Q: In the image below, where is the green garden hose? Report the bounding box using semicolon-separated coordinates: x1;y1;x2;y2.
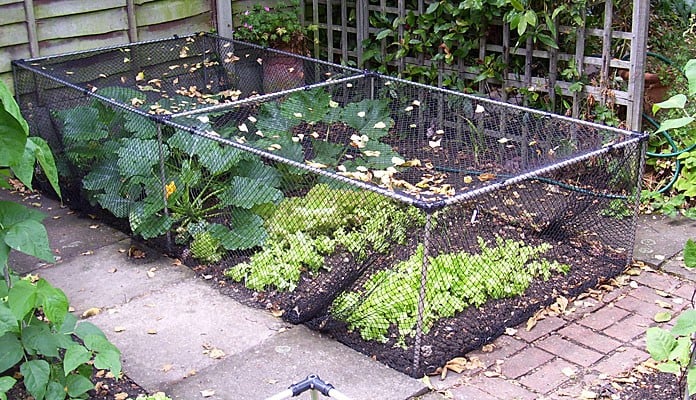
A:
641;52;696;193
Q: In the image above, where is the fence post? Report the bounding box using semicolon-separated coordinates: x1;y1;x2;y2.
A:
627;0;650;131
413;211;433;374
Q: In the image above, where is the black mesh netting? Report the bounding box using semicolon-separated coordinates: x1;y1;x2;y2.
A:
12;33;647;377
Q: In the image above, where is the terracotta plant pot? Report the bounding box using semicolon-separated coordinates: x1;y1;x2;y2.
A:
619;70;670;115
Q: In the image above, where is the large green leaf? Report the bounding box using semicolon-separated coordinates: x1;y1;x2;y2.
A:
211;210;268;250
256;102;294;135
0;333;23;374
124;114;157;139
655;117;695;134
341;99;393;139
0;376;17;400
8;279;38;321
45;381;65;400
685;59;696;96
218;176;283;209
234;158;281;188
21;359;50;400
63;345;91;376
312;140;345;166
0;80;29;136
0;304;18;336
117;138;167;177
28;137;61;198
83;160;121;192
671;309;696;336
21;324;60;358
66;374;94;398
646;327;677;361
96;193;132;218
97;86;145;104
36;279;68;327
0;106;27;167
84;334;121;378
4;219;54;263
685;238;696;269
0;200;46;227
60;106;109;144
74;322;107;341
280;89;331;123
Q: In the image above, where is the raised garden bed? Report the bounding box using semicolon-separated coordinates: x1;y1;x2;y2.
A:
12;33;647;377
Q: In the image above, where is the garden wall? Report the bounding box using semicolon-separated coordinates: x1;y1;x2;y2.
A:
13;33;647;377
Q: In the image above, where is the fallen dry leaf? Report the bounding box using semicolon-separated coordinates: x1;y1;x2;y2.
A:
82;307;101;318
504;327;517;336
147;329;158;335
114;393;129;400
162;364;174;372
80;250;94;256
201;389;215;397
114;326;126;333
655;299;673;309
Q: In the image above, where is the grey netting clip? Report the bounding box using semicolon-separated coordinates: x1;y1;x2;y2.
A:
264;374;352;400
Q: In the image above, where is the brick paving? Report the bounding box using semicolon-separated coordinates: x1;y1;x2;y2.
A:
424;258;696;400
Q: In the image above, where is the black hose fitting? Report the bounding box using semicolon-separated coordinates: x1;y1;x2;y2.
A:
289;374;335;397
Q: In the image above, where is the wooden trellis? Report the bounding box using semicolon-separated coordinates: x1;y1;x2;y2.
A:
303;0;650;130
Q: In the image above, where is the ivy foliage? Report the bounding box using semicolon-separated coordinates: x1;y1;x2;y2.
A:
331;236;569;343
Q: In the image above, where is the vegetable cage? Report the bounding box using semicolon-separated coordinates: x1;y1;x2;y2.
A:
12;32;647;377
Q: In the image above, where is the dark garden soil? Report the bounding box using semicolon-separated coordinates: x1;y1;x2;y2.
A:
595;370;682;400
5;368;148;400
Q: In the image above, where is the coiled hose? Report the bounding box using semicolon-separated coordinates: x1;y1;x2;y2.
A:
642;52;696;193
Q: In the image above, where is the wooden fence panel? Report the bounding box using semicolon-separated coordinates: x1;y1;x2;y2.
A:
0;0;234;90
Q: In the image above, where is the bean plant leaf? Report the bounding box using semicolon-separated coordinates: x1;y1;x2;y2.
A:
653;94;687;114
36;279;69;327
45;382;64;400
84;334;122;378
218;176;283;209
0;376;17;398
74;321;107;341
8;279;38;321
656;361;682;375
685;59;696;96
0;106;27;167
28;137;61;198
0;201;45;227
66;374;94;397
684;239;696;269
0;80;29;135
4;219;54;263
21;324;60;358
20;359;50;400
646;327;677;361
0;304;18;336
0;333;23;374
655;117;695;134
671;309;696;336
63;345;91;376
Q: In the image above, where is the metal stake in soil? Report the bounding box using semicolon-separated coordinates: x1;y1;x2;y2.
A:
413;211;433;374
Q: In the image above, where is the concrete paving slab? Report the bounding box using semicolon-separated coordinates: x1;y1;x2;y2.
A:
36;240;195;315
1;188;127;273
163;324;428;400
634;214;696;265
86;279;284;392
